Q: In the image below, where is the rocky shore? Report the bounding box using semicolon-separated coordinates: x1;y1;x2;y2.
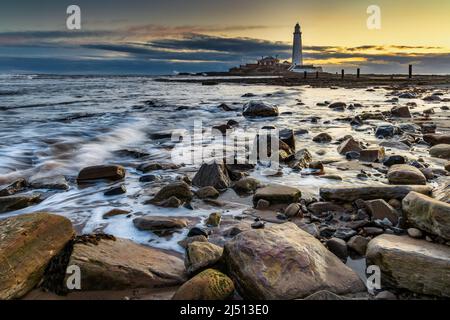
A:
0;80;450;300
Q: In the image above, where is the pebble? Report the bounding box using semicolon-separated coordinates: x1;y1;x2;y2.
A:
407;228;423;239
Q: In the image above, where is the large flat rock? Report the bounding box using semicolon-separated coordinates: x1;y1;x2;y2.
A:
403;191;450;240
0;213;74;299
366;234;450;297
320;185;432;202
66;237;186;291
253;184;301;207
223;222;365;299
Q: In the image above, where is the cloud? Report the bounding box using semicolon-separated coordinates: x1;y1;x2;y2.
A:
0;29;449;74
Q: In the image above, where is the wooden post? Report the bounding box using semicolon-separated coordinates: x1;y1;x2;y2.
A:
341;69;344;79
409;64;412;79
304;71;307;79
357;68;360;78
316;71;319;79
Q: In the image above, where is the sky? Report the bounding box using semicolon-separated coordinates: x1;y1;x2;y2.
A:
1;0;449;75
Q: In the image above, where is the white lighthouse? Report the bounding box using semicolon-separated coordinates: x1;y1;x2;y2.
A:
289;22;322;73
292;23;303;66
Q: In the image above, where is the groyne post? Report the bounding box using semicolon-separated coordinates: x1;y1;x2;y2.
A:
409;65;413;79
357;68;360;78
341;69;344;79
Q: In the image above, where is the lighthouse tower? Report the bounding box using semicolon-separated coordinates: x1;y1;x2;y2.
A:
292;23;303;66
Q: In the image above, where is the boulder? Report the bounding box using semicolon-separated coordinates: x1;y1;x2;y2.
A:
0;213;74;299
337;137;362;155
178;235;208;249
387;164;427;185
326;238;348;260
375;125;399;139
423;134;450;146
205;212;221;227
133;216;189;233
279;129;295;151
172;269;234;300
253;184;301;207
66;237;186;290
445;161;450;172
232;177;261;194
0;179;27;196
104;184;126;196
242;101;279;117
102;208;130;219
365;199;399;225
366;234;450;297
328;102;346;110
359;148;385;162
185;242;223;274
347;235;369;256
284;203;302;217
192;161;231;190
429;144;450;160
383;155;406;167
313;132;332;143
407;228;423;239
137;162;179;173
391;105;411;118
223;223;365;299
149;182;193;204
289;148;312;170
29;175;69;190
320;185;432;202
402;191;450;240
0;194;41;213
196;186;219;199
77;165;125;182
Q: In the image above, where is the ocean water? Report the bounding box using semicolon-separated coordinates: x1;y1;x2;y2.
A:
0;74;448;252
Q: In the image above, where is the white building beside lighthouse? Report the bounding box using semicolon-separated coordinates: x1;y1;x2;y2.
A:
289;22;322;73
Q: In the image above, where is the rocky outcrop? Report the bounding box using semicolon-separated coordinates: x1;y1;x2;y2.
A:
77;165;125;182
402;192;450;240
192;161;231;190
387;164;427;185
320;185;431;202
253;184;301;207
172;269;235;300
366;234;450;297
185;242;223;274
66;237;186;290
223;223;365;299
242;101;279;117
0;213;74;299
0;194;41;214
